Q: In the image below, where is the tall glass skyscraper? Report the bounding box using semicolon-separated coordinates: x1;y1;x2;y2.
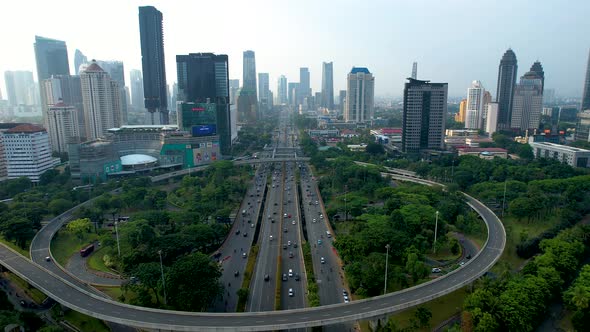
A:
495;49;518;130
277;75;287;105
242;50;257;94
321;62;334;109
139;6;168;125
34;36;70;83
581;49;590;111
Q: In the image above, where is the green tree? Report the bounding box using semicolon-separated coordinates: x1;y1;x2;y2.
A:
133;262;164;304
414;307;432;328
0;217;35;248
48;198;73;215
66;218;92;242
165;253;222;311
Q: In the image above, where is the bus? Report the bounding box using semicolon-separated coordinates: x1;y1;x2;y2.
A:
80;244;95;257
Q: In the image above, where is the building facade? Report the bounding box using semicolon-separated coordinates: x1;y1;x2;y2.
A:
229;79;240;105
46;102;80;154
465;81;485;129
176;53;231;154
582;49;590;112
495;49;518;130
530;142;590;168
576;110;590;142
80;62;119;139
486;102;499;137
345;67;374;123
455;99;467;123
277;75;287;105
258;73;271;113
4;71;37;107
74;49;87;75
2;124;60;181
242;50;257;94
511;70;543;130
129;69;144;109
139;6;168;125
401;78;448;153
299;67;311;105
321;62;334;109
42;75;85;140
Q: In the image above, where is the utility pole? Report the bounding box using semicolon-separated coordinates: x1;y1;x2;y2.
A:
384;244;390;295
158;250;167;305
114;221;121;256
433;211;439;254
502;179;508;218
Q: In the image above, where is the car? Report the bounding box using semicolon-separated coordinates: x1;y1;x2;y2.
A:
292;220;296;225
270;235;273;241
320;214;324;219
283;244;287;249
250;223;255;228
289;251;294;258
288;214;292;218
288;240;291;246
284;228;288;233
321;257;325;264
274;202;278;206
282;274;288;281
235;230;240;235
459;262;465;266
294;274;300;281
288;288;294;297
264;274;270;281
466;254;472;260
271;219;275;223
45;256;51;262
344;297;350;303
288;269;293;277
432;267;442;273
242;252;247;258
284;213;287;217
318;239;322;245
315;201;319;205
343;289;348;296
293;243;298;248
243;232;248;237
313;218;316;223
234;270;239;277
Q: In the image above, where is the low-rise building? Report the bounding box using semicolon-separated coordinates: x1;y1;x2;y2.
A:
458;147;508;159
529;142;590;167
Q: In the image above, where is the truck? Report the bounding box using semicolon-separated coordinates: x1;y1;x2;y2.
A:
80;244;95;257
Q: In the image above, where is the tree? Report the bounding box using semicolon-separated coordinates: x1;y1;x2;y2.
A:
165;253;222;311
0;217;35;248
48;198;73;215
66;218;92;242
414;307;432;328
133;262;164;304
365;143;385;155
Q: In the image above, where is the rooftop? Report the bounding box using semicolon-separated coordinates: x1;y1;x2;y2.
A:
5;124;46;134
120;154;158;166
530;142;590;153
350;67;370;74
458;147;508;153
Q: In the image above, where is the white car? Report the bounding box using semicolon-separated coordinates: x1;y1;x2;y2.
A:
288;241;291;246
292;220;296;225
313;218;317;223
288;288;294;297
288;269;293;277
321;257;325;264
432;267;442;273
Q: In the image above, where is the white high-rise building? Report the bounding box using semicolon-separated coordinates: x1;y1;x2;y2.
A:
80;61;119;139
485;103;499;137
47;102;80;154
345;67;374;123
465;81;485;129
2;124;60;182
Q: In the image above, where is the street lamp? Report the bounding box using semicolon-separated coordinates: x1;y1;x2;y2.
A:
384;244;390;295
433;211;439;254
114;221;121;256
501;179;508;218
158;250;167;305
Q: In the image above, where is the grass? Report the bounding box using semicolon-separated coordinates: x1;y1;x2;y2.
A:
2;271;48;304
0;236;30;258
275;254;282;310
427;239;462;262
50;230;99;266
386;287;469;331
236;244;259;312
63;310;110;332
87;248;114;274
96;286;124;300
302;242;320;306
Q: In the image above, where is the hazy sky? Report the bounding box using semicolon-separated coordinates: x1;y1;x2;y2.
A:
1;0;589;98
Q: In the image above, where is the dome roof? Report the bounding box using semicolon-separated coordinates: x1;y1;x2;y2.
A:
120;154;157;166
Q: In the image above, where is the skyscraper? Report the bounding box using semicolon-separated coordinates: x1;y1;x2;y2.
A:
465;81;485;129
80;61;119;139
495;49;518;130
530;61;545;93
288;83;299;107
129;69;144;109
229;79;240;105
258;73;271;113
74;49;87;75
486;103;499;137
339;90;346;113
402;78;448;153
4;71;36;106
411;62;418;80
511;70;543;130
176;53;231;154
345;67;374;123
321;62;334;109
455;99;467;123
299;67;311;105
47;102;80;154
277;75;287;105
139;6;168;125
97;60;127;125
581;49;590;111
42;74;85;140
242;50;257;94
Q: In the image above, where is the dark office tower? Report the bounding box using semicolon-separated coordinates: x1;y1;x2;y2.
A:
321;62;334;109
495;49;518;130
242;50;257;94
402;78;448;153
74;49;87;75
299;67;311;104
582;49;590;111
288;82;299;106
129;69;144;109
34;36;70;82
530;61;544;93
139;6;168;125
176;53;231;154
277;75;287;104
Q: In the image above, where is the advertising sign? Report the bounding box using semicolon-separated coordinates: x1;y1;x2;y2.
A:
192;124;217;137
192;141;220;165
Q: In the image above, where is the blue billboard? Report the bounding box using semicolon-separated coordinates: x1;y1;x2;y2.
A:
192;124;217;137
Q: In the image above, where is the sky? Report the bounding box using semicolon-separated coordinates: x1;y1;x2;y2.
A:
1;0;589;99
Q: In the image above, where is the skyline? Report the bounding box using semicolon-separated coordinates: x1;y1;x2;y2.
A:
1;0;590;99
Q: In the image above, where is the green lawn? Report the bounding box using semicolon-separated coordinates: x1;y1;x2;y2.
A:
0;236;30;258
386;287;469;331
426;238;462;262
499;215;557;270
87;248;114;274
50;230;99;266
63;310;110;332
2;272;47;304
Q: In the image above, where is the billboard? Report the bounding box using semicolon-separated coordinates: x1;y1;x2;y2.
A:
192;124;217;137
192;141;220;165
103;160;123;174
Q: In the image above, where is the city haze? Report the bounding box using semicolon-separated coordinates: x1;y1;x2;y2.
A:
1;0;589;97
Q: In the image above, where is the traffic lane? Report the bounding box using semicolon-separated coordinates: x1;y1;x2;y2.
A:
280;180;305;308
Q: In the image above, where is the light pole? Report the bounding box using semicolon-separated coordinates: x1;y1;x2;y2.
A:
433;211;439;254
384;244;390;295
501;179;508;218
114;221;121;256
158;250;167;305
344;185;348;221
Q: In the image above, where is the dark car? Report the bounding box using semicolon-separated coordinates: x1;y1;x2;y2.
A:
243;232;248;237
264;274;270;281
294;274;301;281
282;274;288;281
235;230;240;235
234;270;239;277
